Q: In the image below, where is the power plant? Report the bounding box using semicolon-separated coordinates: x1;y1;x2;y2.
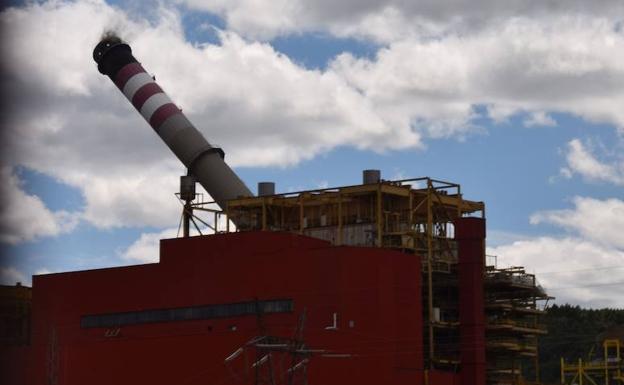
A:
0;36;552;385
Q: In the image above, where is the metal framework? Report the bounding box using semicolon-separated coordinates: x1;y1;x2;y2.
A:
484;261;551;385
224;307;335;385
0;283;31;347
188;177;483;368
561;339;624;385
183;177;549;384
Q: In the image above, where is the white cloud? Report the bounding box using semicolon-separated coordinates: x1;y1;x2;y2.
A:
523;111;557;127
179;0;624;42
79;165;183;228
0;1;422;231
559;167;573;179
121;227;178;263
2;0;624;236
331;16;624;135
531;197;624;249
490;196;624;308
0;266;27;285
1;1;622;310
486;229;533;247
488;237;624;308
121;217;224;263
0;167;79;244
316;180;329;189
562;139;624;185
34;268;53;275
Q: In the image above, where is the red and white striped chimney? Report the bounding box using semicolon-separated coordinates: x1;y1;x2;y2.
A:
93;35;253;211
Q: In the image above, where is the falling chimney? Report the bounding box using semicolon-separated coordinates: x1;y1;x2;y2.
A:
93;35;253;211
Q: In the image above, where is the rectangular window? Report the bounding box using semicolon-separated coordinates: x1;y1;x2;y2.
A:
80;299;293;329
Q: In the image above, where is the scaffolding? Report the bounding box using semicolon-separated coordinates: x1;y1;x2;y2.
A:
184;177;548;383
484;261;551;385
189;177;483;367
0;283;32;347
561;339;624;385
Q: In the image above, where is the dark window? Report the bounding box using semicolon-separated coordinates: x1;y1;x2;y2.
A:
80;299;293;329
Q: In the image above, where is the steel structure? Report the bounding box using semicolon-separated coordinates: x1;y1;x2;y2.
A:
484;263;550;385
190;177;483;366
186;177;550;384
0;181;551;385
0;283;31;347
561;339;624;385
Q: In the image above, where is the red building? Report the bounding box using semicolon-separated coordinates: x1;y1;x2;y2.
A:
2;215;492;385
0;36;547;385
18;231;426;384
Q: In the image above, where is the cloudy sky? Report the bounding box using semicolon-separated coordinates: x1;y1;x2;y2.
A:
0;0;623;308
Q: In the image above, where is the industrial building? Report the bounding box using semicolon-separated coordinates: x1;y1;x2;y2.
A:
0;36;551;385
560;327;624;385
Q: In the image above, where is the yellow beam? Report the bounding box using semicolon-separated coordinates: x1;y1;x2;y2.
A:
380;184;411;197
337;192;342;246
376;186;382;247
261;197;267;231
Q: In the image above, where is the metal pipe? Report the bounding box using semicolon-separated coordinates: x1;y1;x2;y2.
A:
257;182;275;196
92;35;253;212
363;169;381;184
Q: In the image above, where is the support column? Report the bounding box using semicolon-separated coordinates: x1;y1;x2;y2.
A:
456;217;486;385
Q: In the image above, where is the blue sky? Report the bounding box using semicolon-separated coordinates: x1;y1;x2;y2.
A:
1;0;623;307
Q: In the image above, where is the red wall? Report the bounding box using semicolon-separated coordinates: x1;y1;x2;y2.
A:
19;231;425;385
456;218;487;385
429;369;461;385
